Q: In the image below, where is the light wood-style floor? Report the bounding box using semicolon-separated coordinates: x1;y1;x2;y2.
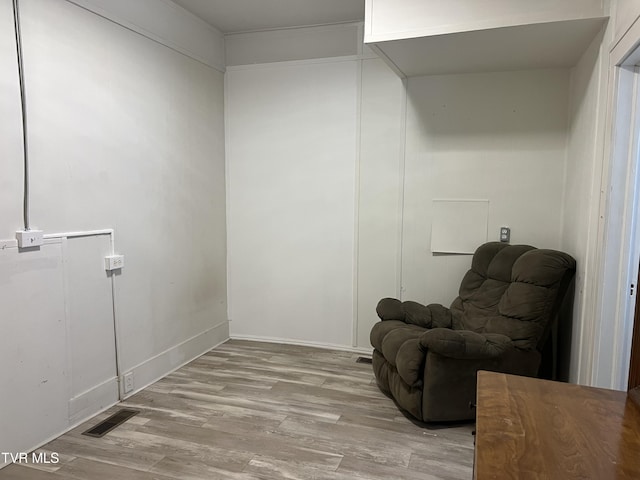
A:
1;340;474;480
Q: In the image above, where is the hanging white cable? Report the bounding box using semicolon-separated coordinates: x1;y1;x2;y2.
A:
12;0;30;231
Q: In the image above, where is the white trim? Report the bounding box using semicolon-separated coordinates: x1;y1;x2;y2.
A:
224;71;233;326
68;377;119;423
364;0;374;39
352;58;363;348
224;21;364;39
121;321;229;399
60;237;74;425
573;29;611;386
44;228;114;239
592;19;640;388
230;334;373;356
367;44;407;79
616;67;640;388
224;54;378;72
596;64;640;389
397;78;408;300
611;14;640;62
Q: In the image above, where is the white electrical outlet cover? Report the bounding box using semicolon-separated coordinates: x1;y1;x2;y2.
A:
123;372;134;394
16;230;44;248
105;255;125;271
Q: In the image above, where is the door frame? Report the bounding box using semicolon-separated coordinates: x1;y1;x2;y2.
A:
629;266;640;390
593;33;640;389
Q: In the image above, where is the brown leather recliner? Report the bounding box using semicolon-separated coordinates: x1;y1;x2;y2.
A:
370;242;576;422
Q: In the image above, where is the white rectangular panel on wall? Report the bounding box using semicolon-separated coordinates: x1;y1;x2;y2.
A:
226;60;358;347
431;199;489;254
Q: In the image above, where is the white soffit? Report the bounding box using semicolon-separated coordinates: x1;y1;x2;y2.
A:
373;18;607;77
172;0;365;33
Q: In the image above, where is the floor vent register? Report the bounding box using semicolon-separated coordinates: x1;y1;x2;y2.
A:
356;356;373;364
82;408;140;438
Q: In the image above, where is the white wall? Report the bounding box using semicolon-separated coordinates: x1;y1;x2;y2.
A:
0;0;227;461
365;0;605;42
401;70;569;305
226;60;359;348
225;23;571;351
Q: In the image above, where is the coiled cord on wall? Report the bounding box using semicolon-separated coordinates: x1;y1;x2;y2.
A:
12;0;30;231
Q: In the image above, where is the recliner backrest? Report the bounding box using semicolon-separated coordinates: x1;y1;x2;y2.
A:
449;242;576;350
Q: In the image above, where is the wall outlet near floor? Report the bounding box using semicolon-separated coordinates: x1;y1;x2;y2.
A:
123;372;134;394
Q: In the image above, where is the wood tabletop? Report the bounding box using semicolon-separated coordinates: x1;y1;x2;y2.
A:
475;371;640;479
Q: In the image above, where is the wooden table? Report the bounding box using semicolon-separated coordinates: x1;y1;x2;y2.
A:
474;371;640;479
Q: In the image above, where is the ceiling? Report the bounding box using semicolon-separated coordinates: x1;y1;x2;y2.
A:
172;0;365;34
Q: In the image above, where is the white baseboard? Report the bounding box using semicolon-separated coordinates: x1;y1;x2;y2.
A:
229;334;373;356
122;321;230;399
69;377;119;424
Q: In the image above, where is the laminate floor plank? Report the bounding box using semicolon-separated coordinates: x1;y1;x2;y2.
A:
135;419;345;471
0;339;474;479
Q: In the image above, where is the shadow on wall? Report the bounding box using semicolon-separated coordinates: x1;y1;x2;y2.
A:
406;69;570;152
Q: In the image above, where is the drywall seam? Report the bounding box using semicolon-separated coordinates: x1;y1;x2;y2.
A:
352;58;363;348
397;78;408;299
224;72;233;325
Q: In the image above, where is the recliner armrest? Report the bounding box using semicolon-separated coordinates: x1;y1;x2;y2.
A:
419;328;513;360
376;298;452;329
